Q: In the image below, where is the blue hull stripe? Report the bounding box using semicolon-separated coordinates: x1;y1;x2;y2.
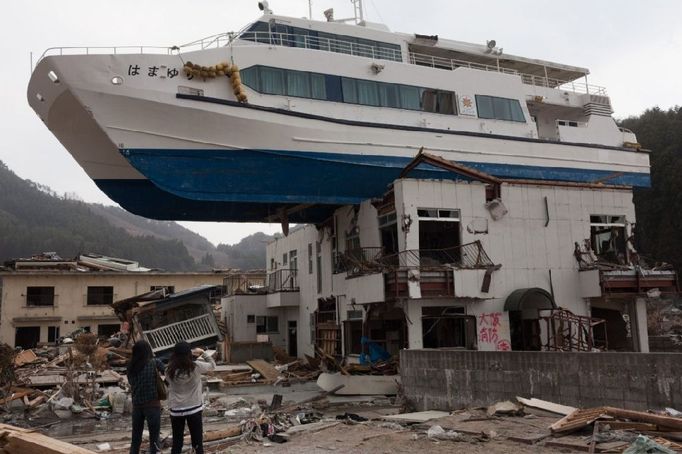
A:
121;148;650;205
93;179;339;223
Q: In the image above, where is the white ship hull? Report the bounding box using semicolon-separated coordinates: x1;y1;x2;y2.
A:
27;24;650;222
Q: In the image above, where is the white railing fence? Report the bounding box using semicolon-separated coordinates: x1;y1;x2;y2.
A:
143;313;216;352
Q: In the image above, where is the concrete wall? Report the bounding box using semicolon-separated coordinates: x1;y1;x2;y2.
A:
0;272;226;346
401;350;682;411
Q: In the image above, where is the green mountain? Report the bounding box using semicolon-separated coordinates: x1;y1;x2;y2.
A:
0;161;271;271
620;107;682;272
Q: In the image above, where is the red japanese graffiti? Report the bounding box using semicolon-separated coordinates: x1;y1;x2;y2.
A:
477;312;510;351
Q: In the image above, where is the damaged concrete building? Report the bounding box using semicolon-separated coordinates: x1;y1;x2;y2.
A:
223;153;678;360
0;253;257;349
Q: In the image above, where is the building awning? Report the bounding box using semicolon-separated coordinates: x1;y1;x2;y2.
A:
13;316;61;323
77;315;119;322
504;288;555;312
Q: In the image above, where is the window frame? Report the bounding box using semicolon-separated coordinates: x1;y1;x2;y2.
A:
240;65;457;115
86;286;115;306
475;94;526;122
26;286;55;307
256;315;279;334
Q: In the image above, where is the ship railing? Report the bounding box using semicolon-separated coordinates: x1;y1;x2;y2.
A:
232;31;403;62
409;50;608;96
38;45;178;62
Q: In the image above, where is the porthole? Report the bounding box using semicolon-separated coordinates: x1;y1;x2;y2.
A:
111;76;124;85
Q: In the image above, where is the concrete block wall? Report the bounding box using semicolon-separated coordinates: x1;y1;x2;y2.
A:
401;350;682;411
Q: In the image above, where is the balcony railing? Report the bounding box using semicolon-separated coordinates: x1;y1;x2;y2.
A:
333;247;384;275
224;275;267;295
380;240;495;270
143;313;217;353
408;51;607;96
267;268;299;292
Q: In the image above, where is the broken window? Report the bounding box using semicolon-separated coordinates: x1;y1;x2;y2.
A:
591;307;633;351
97;324;120;338
316;241;322;293
344;310;364;355
150;285;175;294
15;327;40;349
364;303;407;356
315;297;341;356
421;306;476;349
289;250;297;271
26;286;55;306
308;243;313;274
247;314;255;324
282;253;288;266
418;209;461;265
346;226;360;253
256;316;279;334
590;215;627;264
48;326;60;344
87;286;114;306
379;211;398;255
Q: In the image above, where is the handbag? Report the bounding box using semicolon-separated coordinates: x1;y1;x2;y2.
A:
155;369;168;401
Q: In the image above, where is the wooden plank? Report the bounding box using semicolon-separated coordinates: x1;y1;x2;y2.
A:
246;359;280;381
516;396;577;416
603;421;658;431
544;440;591;451
603;407;682;431
0;423;94;454
14;349;38;366
550;408;611;433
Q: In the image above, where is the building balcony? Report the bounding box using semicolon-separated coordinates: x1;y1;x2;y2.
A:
579;267;679;299
267;269;299;293
382;241;497;300
333;247;384;276
265;268;300;307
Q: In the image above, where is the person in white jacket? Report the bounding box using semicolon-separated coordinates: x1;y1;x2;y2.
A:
166;341;216;454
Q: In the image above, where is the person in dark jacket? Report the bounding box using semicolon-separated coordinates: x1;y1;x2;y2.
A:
127;340;162;454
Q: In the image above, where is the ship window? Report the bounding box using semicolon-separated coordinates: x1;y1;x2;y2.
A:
357;80;380;106
341;77;358;103
325;75;343;102
287;71;311;97
475;95;525;122
111;76;123;85
240;67;258;90
311;74;327;99
260;67;285;95
422;89;456;114
399;85;422;110
378;83;400;108
438;91;456;114
240;65;456;114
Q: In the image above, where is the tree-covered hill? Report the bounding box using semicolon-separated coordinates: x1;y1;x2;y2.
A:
621;106;682;271
0;161;272;271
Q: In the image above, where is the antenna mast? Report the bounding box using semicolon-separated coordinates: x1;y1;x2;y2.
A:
308;0;313;19
351;0;364;24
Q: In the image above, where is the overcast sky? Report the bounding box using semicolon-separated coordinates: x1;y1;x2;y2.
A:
2;1;681;245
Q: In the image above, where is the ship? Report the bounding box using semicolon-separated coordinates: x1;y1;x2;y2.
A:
27;0;649;223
